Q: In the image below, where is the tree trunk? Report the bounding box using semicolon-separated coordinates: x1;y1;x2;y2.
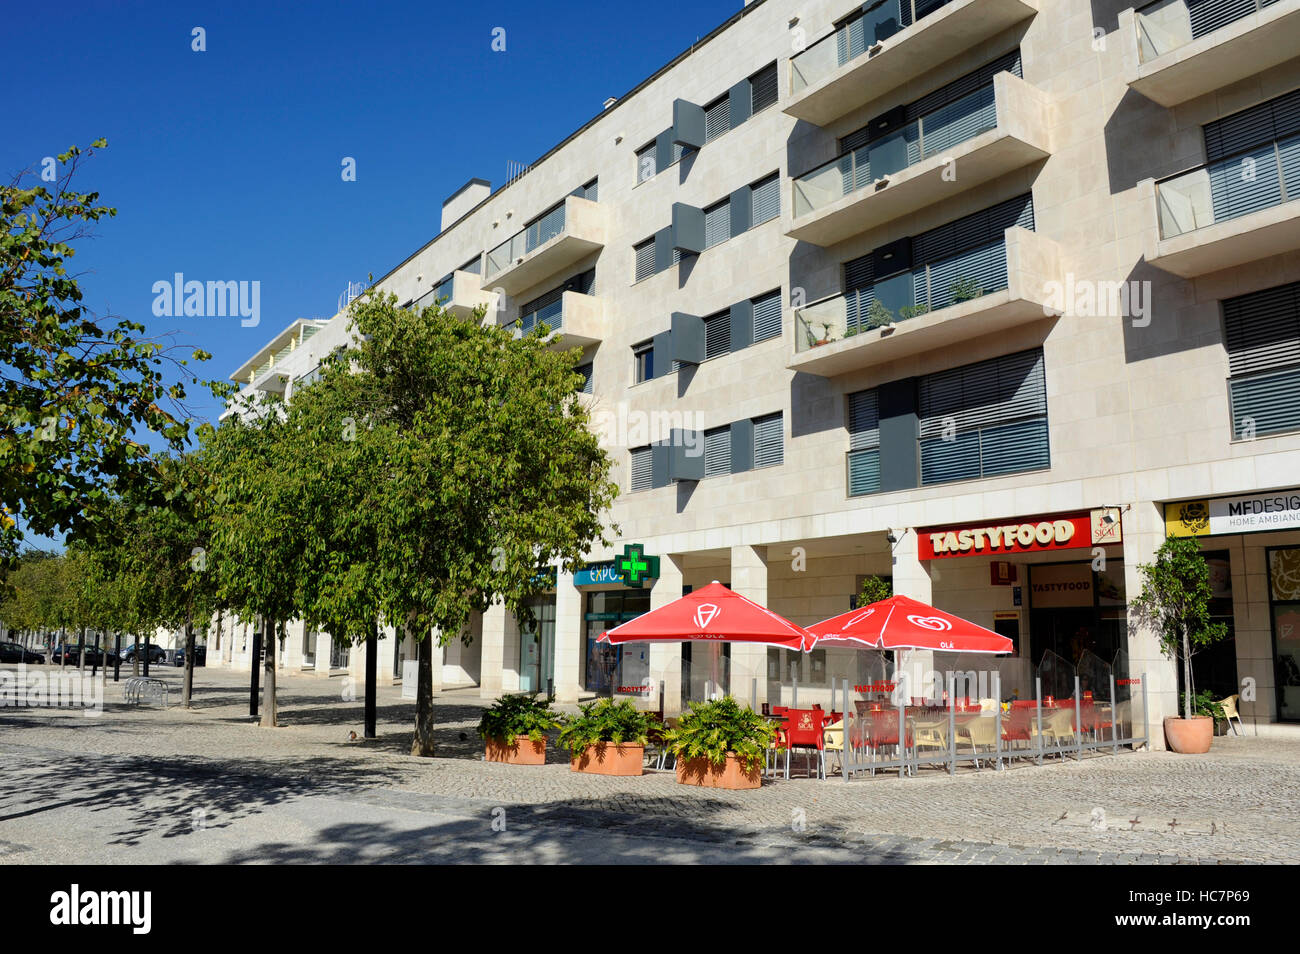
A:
249;619;261;718
60;626;66;667
78;626;86;672
132;633;140;677
113;632;121;682
182;613;195;708
142;632;151;677
260;619;278;727
364;620;378;740
1183;628;1193;720
410;625;436;756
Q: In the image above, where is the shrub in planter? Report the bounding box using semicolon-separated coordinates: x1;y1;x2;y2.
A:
558;698;653;776
478;694;561;765
664;695;775;790
1131;537;1231;754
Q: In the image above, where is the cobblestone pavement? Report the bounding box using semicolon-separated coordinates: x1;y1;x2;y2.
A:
2;664;1295;864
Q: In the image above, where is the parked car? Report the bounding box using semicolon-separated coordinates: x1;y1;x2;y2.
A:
174;644;207;667
50;644;118;666
0;641;44;664
120;643;167;664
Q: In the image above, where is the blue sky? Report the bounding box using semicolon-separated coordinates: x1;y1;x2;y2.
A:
8;0;743;428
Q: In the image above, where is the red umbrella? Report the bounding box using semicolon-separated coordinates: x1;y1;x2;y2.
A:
598;581;812;650
808;595;1013;654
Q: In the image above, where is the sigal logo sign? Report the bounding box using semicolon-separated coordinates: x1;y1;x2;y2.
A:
693;603;720;630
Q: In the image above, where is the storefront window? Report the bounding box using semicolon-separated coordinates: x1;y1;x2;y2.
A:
1269;547;1300;722
584;590;650;693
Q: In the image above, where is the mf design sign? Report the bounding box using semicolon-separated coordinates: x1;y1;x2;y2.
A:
1165;489;1300;538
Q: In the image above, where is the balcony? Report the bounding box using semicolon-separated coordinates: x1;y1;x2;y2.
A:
411;269;497;319
506;291;606;350
1120;0;1300;108
785;0;1039;128
1144;148;1300;278
787;72;1051;247
788;226;1060;376
482;195;606;297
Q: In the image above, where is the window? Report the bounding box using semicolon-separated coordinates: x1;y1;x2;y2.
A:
630;446;653;491
847;389;881;497
752;290;782;343
704;425;732;477
752;412;784;468
750;173;780;227
636;143;656;183
918;348;1049;485
577;362;594;395
703;310;731;359
703;199;732;249
633;340;654;383
1223;280;1300;439
525;202;566;252
519;269;593;334
749;62;778;113
1201;89;1300;227
575;177;598;202
634;238;656;281
704;95;731;143
460;255;482;275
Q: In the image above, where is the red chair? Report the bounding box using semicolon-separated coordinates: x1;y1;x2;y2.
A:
783;708;827;780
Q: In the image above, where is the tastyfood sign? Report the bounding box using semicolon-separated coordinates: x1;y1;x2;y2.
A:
919;513;1094;559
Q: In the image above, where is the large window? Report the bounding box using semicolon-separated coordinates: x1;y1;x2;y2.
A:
753;412;784;469
1223;279;1300;439
918;348;1049;484
633;339;654;383
1269;546;1300;722
629;446;653;491
847;389;881;497
752;289;782;342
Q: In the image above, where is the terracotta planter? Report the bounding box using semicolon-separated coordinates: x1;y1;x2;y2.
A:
569;742;644;776
1164;716;1213;754
675;753;762;790
484;735;547;765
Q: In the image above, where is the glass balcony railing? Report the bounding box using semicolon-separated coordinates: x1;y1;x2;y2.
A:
412;276;455;311
1156;137;1299;239
794;239;1010;353
792;83;997;218
1135;0;1281;64
485;203;568;279
790;0;955;93
511;296;565;336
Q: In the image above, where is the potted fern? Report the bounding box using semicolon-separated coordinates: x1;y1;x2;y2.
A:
478;694;562;765
665;695;775;790
558;698;653;776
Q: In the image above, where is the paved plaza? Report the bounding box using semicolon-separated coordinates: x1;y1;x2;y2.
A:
1;665;1296;864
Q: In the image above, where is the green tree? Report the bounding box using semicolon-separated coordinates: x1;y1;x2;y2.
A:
343;293;618;755
206;404;312;727
858;574;893;606
1130;535;1229;720
0;140;228;568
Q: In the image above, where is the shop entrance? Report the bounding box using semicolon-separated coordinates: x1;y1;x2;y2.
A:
1269;546;1300;722
518;598;556;695
1027;559;1127;672
583;590;649;694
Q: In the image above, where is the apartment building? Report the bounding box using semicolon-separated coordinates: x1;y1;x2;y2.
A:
219;0;1300;741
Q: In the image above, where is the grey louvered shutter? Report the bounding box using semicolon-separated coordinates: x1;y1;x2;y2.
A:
749;63;778;113
634;239;655;281
751;174;780;226
577;362;594;394
1189;0;1266;40
919;348;1048;484
906;50;1022;123
847;389;881;496
704;426;732;477
919;83;997;159
844;253;875;332
752;412;784;468
520;285;565;332
1223;280;1300;438
1204;93;1284;161
751;290;782;342
636;143;656;183
630;447;653;491
704;200;731;248
705;96;731;142
704;311;731;359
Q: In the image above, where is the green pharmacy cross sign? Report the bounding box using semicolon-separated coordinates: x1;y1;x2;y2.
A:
617;543;660;588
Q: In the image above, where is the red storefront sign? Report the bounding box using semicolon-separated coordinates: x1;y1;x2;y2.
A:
919;512;1094;560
